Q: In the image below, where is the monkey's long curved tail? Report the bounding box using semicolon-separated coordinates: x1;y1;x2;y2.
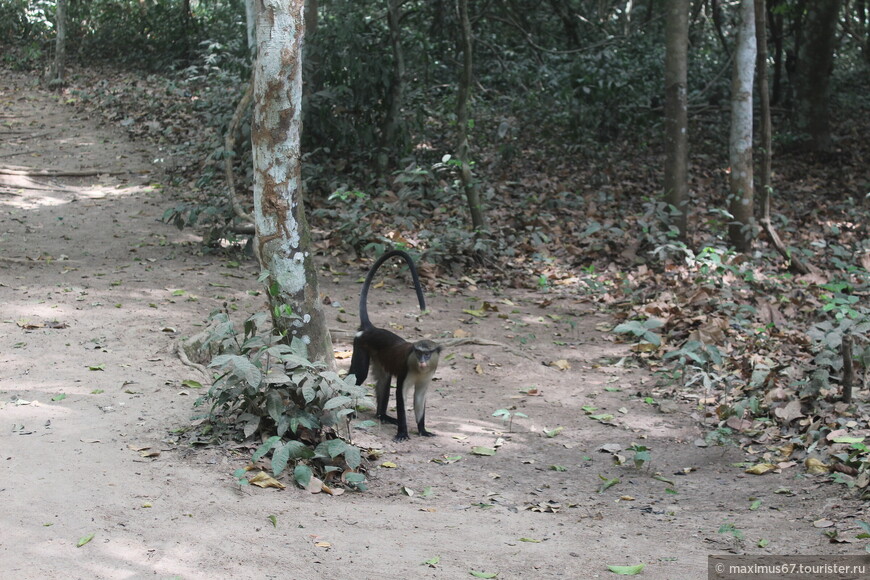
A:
358;250;427;329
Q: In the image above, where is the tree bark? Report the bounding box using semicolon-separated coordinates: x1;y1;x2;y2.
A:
663;0;689;241
48;0;68;87
728;0;756;253
379;0;406;173
456;0;487;233
795;0;841;152
251;0;334;364
754;0;810;274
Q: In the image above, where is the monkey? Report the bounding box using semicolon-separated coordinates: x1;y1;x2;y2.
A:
348;250;442;442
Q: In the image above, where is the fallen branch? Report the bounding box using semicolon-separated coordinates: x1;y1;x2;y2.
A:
329;329;537;361
436;336;537;361
0;166;128;177
223;80;254;225
841;334;854;404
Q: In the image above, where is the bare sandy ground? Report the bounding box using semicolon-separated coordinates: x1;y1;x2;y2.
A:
1;70;867;580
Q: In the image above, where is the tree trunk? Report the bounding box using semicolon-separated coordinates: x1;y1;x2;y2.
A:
768;0;785;105
728;0;756;253
48;0;69;87
755;0;810;274
251;0;334;365
379;0;406;173
456;0;487;233
795;0;841;152
663;0;689;241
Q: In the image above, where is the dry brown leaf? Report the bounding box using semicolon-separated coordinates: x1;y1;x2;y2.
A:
773;399;804;423
547;359;570;371
805;458;830;475
322;484;345;496
306;475;324;494
745;463;777;475
250;471;287;489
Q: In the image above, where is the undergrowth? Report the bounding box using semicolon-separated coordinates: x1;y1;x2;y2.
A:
190;308;368;492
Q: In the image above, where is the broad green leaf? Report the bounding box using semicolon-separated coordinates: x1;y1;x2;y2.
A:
343;445;362;469
252;436;281;463
598;475;620;493
607;563;645;575
544;426;564;437
472;446;496;456
76;533;95;547
271;442;290;476
324;395;353;410
294;464;313;488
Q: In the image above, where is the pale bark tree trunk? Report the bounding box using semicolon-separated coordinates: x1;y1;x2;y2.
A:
728;0;756;253
252;0;334;364
47;0;68;87
796;0;841;152
663;0;689;241
456;0;487;233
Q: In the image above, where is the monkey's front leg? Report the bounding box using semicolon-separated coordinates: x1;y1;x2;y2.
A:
393;374;411;441
414;381;435;437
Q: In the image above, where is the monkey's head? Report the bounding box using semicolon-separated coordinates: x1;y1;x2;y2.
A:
412;340;442;371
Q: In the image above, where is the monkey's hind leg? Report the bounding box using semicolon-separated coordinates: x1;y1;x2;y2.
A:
373;367;398;425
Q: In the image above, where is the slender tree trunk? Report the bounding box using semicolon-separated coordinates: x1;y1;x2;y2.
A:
768;0;785;105
456;0;487;233
380;0;406;173
252;0;334;364
728;0;756;253
755;0;810;274
48;0;68;87
795;0;841;152
664;0;689;241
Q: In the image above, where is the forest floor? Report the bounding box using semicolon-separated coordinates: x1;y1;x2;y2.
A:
2;69;868;580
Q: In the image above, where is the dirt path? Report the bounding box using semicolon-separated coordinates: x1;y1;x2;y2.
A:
1;70;866;579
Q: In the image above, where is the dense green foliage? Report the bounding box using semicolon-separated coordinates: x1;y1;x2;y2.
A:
191;308;368;489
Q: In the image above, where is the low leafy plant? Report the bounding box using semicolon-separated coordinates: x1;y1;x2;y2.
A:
492;408;528;432
613;317;663;346
628;443;651;469
193;309;369;490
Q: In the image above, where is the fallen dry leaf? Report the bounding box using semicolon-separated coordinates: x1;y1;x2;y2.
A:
250;471;287;489
547;359;570;371
745;463;777;475
773;399;804;423
805;458;829;475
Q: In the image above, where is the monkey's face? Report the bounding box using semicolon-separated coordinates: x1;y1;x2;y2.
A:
413;340;441;370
